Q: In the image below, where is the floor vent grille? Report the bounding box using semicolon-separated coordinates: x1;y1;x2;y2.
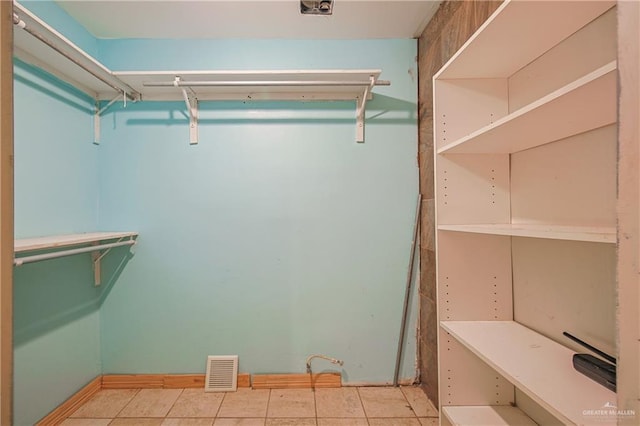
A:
205;355;238;392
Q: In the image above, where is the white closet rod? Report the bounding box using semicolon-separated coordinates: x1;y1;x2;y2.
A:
14;239;135;266
144;80;391;88
12;9;139;101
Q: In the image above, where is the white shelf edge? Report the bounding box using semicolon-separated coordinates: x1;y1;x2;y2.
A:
437;224;616;244
441;320;616;426
442;405;537;426
12;1;388;144
14;232;139;253
437;61;617;155
114;69;384;77
13;1;139;100
113;69;384;102
434;0;615;79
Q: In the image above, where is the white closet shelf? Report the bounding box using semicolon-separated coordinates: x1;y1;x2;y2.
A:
12;1;138;101
441;321;616;426
437;224;616;244
442;406;537;426
435;0;615;79
14;232;138;253
14;232;138;286
437;61;617;154
13;1;389;144
112;70;386;102
113;70;388;144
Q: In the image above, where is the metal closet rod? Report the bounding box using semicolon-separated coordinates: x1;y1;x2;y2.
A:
14;240;136;267
12;12;138;101
144;80;391;88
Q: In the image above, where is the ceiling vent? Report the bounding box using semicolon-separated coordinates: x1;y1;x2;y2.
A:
301;0;334;15
205;355;238;392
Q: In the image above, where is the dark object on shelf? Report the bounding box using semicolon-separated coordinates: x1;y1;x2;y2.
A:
573;353;616;392
563;331;616;392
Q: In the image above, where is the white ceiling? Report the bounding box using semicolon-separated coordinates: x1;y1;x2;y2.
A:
55;0;441;39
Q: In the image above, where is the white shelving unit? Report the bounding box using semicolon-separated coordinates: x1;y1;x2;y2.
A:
437;224;616;244
442;405;536;426
436;1;614;79
442;321;615;425
14;232;138;286
437;61;617;155
434;1;620;424
12;1;390;144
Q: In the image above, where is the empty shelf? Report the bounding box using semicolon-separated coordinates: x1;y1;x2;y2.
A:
441;321;616;425
442;406;536;426
436;1;614;79
437;224;616;244
14;232;138;285
15;232;138;253
438;61;617;154
113;69;384;101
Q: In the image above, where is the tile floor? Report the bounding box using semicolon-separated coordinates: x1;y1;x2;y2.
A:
60;386;439;425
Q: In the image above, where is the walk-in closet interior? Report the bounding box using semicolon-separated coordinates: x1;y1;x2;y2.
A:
0;1;637;425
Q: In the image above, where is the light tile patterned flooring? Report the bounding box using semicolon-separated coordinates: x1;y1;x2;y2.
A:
61;386;439;425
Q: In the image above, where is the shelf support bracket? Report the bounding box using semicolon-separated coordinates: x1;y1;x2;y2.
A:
91;241;101;286
94;93;125;145
355;76;375;143
91;236;136;286
175;77;198;145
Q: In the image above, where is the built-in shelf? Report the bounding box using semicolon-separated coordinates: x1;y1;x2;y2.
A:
435;0;621;423
13;1;389;144
113;70;384;102
441;321;616;425
14;231;138;253
437;61;617;154
437;224;616;244
14;232;138;286
442;406;537;426
435;0;615;79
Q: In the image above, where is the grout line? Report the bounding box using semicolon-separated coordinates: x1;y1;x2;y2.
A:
399;385;418;417
112;388;142;419
354;386;370;424
214;389;227;419
265;388;272;419
313;386;318;420
163;387;185;418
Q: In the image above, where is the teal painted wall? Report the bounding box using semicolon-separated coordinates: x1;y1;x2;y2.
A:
13;60;102;425
18;1;99;58
97;38;419;383
12;3;420;422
